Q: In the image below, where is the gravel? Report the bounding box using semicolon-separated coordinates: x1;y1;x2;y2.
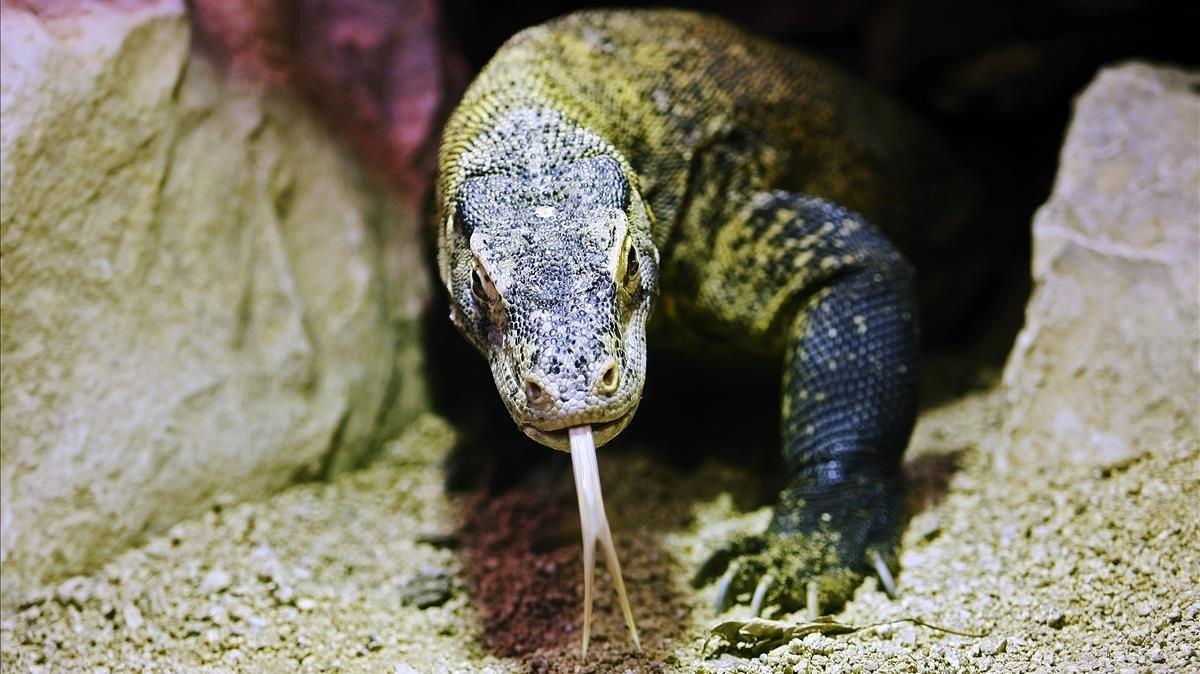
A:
2;391;1197;673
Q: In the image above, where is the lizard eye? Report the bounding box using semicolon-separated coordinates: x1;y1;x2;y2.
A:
623;241;640;285
472;265;499;305
617;233;640;293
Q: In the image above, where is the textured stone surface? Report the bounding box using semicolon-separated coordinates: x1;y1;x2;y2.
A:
0;0;429;607
999;62;1199;470
2;400;1198;672
190;0;468;199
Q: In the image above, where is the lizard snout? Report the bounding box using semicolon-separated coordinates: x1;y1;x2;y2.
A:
523;377;550;405
521;356;621;408
595;358;621;396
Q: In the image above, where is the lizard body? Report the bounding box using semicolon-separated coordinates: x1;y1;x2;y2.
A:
436;9;968;614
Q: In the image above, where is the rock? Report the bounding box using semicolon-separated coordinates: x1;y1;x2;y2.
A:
271;584;294;605
999;63;1199;471
398;570;454;609
52;576;93;608
122;604;144;631
0;1;430;607
200;570;232;595
1039;610;1066;629
190;0;467;199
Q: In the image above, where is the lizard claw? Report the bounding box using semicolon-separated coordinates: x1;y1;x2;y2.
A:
694;530;859;615
806;580;820;620
693;482;902;616
693;534;766;587
749;574;774;617
871;549;898;599
714;563;739;613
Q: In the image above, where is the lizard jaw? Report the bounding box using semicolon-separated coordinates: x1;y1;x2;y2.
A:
520;406;638;451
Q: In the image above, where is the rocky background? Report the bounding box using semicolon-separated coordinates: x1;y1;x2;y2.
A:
1;0;455;607
1;0;1197;672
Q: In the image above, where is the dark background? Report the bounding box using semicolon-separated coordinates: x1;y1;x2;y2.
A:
443;0;1199;303
426;0;1199;486
444;0;1198;270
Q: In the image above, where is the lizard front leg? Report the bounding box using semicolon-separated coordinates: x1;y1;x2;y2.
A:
689;191;919;616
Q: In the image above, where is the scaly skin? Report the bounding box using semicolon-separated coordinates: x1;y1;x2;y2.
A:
436;10;966;615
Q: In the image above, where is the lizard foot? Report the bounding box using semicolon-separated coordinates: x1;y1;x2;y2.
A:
693;479;901;617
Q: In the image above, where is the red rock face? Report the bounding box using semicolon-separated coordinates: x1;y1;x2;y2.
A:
4;0;170;18
191;0;467;203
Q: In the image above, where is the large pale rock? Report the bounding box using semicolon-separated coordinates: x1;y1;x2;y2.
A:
999;63;1199;470
0;1;429;606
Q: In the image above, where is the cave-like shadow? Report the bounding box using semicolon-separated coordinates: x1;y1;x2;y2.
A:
426;293;790;669
421;288;696;669
417;133;1029;673
427;324;985;672
421;242;1023;670
902;447;967;527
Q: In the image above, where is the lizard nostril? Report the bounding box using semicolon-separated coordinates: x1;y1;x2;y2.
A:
524;377;548;405
596;359;620;395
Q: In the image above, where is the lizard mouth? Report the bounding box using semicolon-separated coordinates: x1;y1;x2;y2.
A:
520;406;638;452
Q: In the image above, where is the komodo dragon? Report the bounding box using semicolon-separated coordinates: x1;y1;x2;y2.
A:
435;9;970;617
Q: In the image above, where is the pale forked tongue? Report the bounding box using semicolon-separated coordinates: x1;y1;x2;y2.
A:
568;425;641;659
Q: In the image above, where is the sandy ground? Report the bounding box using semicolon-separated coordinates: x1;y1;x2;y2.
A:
2;389;1197;672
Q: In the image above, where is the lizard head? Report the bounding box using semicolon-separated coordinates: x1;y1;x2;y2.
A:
440;153;658;451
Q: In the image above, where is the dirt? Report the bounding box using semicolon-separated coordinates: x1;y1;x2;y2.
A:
459;473;687;672
2;391;1198;672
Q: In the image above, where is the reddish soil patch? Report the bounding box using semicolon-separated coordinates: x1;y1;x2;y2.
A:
904;448;965;516
459;465;687;673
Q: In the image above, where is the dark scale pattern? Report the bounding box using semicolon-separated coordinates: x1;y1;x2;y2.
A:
677;190;918;610
771;196;918;554
444;111;659;450
436;9;970;612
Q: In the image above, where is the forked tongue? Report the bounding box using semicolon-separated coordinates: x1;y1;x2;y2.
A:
568;425;641;659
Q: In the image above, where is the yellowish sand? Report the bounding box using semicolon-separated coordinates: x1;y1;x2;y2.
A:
2;394;1196;673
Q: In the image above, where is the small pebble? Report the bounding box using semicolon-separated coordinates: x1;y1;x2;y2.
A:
272;585;294;605
122;604;144;631
200;570;232;594
397;570;454;609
